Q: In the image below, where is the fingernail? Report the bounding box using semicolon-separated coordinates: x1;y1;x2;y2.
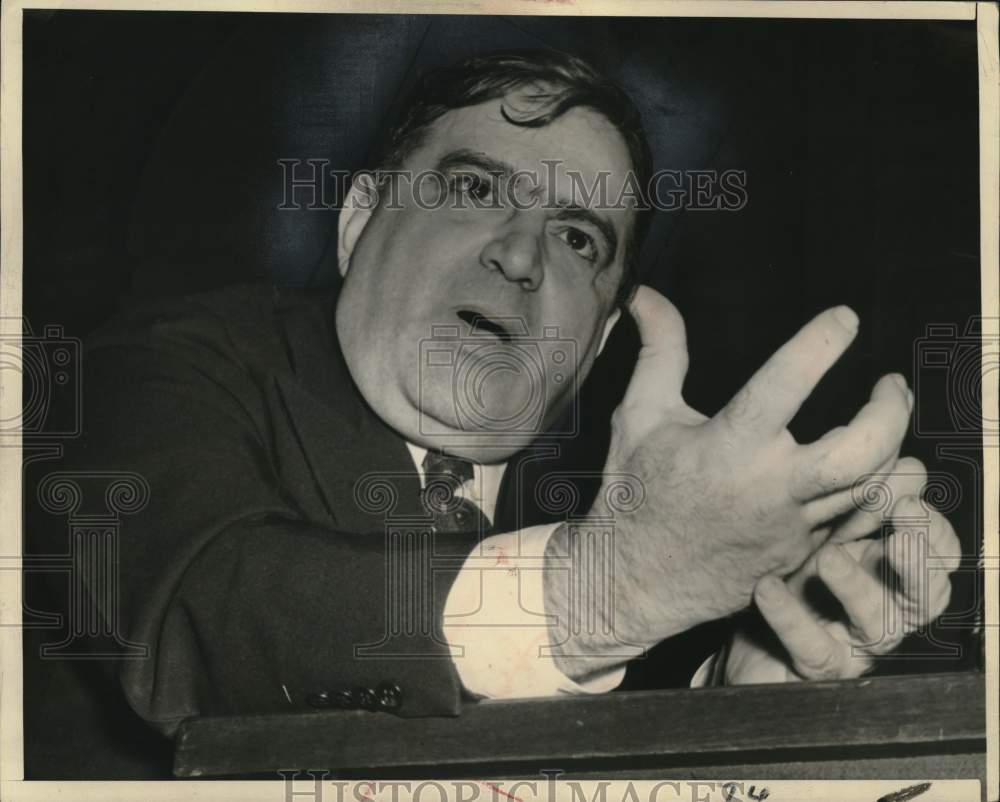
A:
907;388;914;412
832;305;859;332
890;373;908;393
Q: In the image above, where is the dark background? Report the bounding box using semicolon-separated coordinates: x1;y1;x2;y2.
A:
21;9;985;776
23;11;983;432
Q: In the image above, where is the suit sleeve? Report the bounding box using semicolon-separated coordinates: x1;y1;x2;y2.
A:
62;302;478;736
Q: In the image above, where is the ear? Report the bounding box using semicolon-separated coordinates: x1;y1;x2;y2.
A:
598;308;622;355
337;172;379;276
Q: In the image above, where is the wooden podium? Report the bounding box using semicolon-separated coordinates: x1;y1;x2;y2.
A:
173;671;985;781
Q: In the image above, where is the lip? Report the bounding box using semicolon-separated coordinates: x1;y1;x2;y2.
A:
453;306;521;343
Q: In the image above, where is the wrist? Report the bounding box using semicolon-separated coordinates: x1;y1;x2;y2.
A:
543;521;643;681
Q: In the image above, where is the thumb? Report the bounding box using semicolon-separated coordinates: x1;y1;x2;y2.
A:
623;285;690;410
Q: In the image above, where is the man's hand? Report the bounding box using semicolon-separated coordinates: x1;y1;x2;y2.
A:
721;462;962;684
546;285;912;678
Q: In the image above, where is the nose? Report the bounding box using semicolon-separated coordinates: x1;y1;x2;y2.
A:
479;228;543;291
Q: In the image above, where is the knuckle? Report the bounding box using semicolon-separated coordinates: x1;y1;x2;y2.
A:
795;646;842;680
847;603;888;648
803;453;842;497
780;540;813;575
852;621;887;652
816;545;854;584
896;456;927;488
930;519;962;561
893;493;926;520
866;632;900;656
724;385;760;428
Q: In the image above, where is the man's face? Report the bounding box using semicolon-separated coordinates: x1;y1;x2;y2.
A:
336;97;636;461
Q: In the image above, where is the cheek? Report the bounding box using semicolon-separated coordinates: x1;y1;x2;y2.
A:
351;216;440;302
540;279;610;347
542;244;622;304
593;262;626;304
374;207;481;278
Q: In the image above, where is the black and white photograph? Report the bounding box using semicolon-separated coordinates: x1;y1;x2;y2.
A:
1;2;997;799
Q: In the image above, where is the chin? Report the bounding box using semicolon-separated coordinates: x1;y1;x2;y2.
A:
404;384;554;461
418;434;535;464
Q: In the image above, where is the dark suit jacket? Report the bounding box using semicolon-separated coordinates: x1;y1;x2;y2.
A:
23;282;725;778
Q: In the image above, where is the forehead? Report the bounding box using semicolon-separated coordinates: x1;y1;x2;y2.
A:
411;99;636;198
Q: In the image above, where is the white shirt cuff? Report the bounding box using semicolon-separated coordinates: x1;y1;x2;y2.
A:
690;653;717;688
443;523;627;699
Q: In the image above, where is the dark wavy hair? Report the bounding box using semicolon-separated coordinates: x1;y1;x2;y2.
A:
372;50;653;307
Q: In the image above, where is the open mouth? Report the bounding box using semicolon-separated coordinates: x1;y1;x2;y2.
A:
456;309;512;343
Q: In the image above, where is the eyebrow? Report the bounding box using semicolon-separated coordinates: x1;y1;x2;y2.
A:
434;148;621;263
435;148;514;179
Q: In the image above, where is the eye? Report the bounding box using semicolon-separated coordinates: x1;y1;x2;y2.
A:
557;226;599;263
449;170;494;203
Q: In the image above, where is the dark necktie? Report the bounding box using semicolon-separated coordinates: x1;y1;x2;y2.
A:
421;450;490;536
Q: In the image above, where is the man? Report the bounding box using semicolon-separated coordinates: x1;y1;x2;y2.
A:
27;49;959;776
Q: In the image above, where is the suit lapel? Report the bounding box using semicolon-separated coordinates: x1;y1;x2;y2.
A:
270;289;424;532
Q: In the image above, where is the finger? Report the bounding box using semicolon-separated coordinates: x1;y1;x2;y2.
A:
917;502;963;574
623;285;689;410
805;456;927;540
792;373;911;500
887;500;960;624
829;456;926;543
815;544;899;654
754;575;848;680
802;449;896;528
719;305;858;436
